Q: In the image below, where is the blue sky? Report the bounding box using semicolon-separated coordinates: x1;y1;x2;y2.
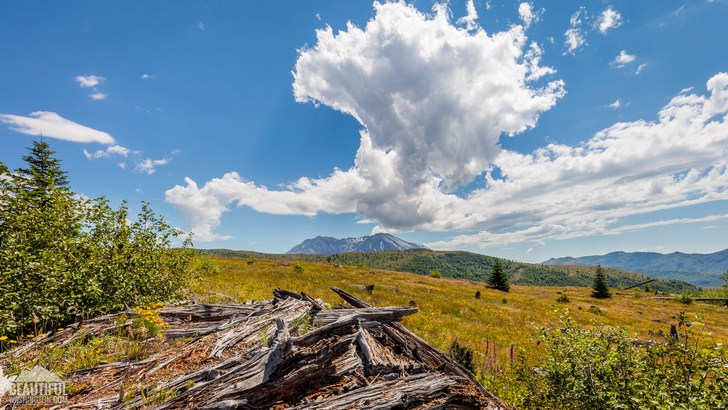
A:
1;1;728;262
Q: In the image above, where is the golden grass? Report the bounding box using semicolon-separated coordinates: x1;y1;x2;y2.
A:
194;257;728;367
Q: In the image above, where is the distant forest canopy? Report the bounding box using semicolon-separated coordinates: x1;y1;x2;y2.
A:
200;248;698;293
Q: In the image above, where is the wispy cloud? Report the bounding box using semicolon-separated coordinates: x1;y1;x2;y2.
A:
613;50;636;67
75;74;107;101
74;75;104;88
83;145;131;159
563;7;587;55
0;111;115;144
564;5;623;55
90;92;107;101
608;99;621;109
136;157;170;175
140;73;158;80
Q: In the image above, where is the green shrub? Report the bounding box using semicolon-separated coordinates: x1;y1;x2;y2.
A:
678;293;694;305
556;295;570;303
448;339;475;373
292;264;305;273
511;315;728;409
429;270;442;278
0;140;195;345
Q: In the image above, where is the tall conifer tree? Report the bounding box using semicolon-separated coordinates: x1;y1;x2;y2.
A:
592;265;611;298
489;259;510;292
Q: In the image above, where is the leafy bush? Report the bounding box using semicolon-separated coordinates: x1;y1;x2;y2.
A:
513;315;728;409
677;293;694;305
556;295;570;303
0;140;195;344
448;339;475;373
429;270;442;278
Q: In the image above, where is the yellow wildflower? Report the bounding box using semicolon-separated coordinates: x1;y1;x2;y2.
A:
0;336;7;341
9;340;17;344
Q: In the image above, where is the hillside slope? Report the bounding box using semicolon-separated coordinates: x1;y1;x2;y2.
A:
200;248;698;292
544;249;728;287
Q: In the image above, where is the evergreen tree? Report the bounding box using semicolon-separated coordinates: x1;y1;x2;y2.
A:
592;265;611;298
489;259;510;292
16;137;69;192
723;269;728;289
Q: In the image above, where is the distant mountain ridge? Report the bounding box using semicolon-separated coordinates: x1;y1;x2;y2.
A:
543;249;728;287
286;233;427;254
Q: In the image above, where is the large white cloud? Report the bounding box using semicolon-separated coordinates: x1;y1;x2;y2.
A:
430;72;728;248
166;2;728;250
166;1;563;241
292;2;564;191
0;111;115;144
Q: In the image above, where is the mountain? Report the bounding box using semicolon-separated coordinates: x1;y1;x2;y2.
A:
200;248;698;293
543;249;728;287
286;233;427;254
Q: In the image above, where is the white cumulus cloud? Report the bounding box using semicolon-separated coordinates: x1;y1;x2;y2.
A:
0;111;115;144
518;2;542;29
429;72;728;249
170;70;728;249
613;50;636;67
166;1;564;241
597;6;622;34
457;0;479;31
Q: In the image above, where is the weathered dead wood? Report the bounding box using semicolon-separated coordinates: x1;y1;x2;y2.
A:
654;297;728;303
6;287;512;410
293;307;417;347
274;288;323;310
288;372;489;410
329;285;513;409
622;278;656;290
210;318;290;400
311;307;418;327
209;298;309;358
356;326;423;376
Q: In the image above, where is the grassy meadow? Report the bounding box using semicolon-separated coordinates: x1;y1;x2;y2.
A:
193;256;728;370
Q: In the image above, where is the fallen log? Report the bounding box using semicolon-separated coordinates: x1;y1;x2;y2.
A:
1;287;512;409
